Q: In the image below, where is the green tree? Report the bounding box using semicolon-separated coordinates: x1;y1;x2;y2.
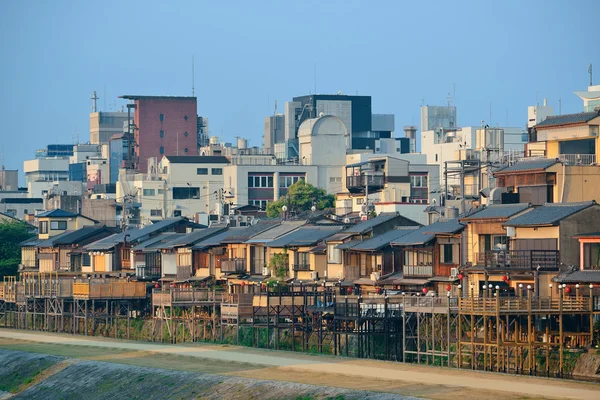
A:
266;180;335;218
0;221;35;279
269;250;289;279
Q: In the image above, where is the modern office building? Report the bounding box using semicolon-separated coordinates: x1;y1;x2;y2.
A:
0;168;18;191
263;114;285;154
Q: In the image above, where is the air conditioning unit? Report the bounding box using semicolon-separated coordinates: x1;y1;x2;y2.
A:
506;226;516;237
450;268;459;278
310;271;318;280
262;267;270;276
370;272;380;281
323;270;327;277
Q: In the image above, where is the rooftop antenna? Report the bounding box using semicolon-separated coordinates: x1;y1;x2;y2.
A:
91;91;99;113
192;55;195;97
589;63;593;86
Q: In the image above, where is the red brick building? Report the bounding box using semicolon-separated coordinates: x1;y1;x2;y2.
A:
120;95;198;172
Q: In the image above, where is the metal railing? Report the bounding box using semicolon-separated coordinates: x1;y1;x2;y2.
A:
403;264;433;277
483;250;559;270
346;174;386;191
220;258;246;273
558;154;597;165
136;264;160;280
293;263;310;271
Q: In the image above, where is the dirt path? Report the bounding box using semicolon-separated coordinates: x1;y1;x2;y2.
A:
0;329;598;400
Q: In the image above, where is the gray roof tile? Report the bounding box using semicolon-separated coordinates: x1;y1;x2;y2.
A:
343;213;419;234
535;111;599;128
267;226;343;247
390;219;464;247
36;227;113;247
349;228;419;251
505;201;596;227
554;269;600;284
495;159;558;173
461;203;530;220
245;221;305;243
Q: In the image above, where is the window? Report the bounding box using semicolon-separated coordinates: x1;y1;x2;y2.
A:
197;168;208;175
435;154;438;162
39;221;48;234
410;175;428;187
211;168;223;175
6;209;16;217
248;175;273;188
143;189;155;196
184;115;188;121
442;244;453;264
50;221;67;230
150;209;162;217
157;189;164;195
160;130;164;138
160;146;164;155
184;147;188;153
356;198;364;205
328;244;341;264
173;187;200;199
159;113;164;122
172;210;182;217
279;175;304;188
184;131;189;137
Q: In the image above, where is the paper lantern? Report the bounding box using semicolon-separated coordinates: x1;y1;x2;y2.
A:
446;284;452;292
564;286;571;294
422;287;429;295
457;273;464;280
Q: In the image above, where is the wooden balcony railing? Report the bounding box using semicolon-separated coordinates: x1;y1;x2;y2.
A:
152;288;228;306
403;264;433;277
73;281;146;299
459;296;590;313
482;250;559;270
221;258;246;273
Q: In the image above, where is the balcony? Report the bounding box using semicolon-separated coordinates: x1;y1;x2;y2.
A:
482;250;559;271
136;264;160;280
346;174;386;194
403;264;433;277
558;154;596;166
293;263;310;271
220;258;246;273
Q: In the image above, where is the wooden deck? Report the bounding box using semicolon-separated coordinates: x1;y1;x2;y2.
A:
458;296;592;314
72;281;146;299
151;288;227;307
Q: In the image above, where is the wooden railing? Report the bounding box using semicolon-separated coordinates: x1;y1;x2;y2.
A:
459;296;590;312
403;264;433;277
152;288;228;306
482;250;559;270
73;281;146;299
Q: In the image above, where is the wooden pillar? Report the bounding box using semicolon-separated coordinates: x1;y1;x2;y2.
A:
559;287;564;377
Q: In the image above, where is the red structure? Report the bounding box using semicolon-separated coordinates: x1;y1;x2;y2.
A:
120;95;198;172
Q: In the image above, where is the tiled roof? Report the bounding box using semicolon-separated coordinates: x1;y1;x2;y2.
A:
505;201;596;227
20;238;44;247
325;232;354;243
85;218;191;250
164;156;230;164
553;269;600;284
343;213;399;234
495;159;558;174
349;228;419;251
535;111;599;128
266;226;343;247
156;227;228;248
36;209;78;218
390;219;464;247
36;226;112;247
335;239;363;250
220;221;280;243
133;233;185;252
245;221;305;243
192;229;236;250
461;203;530;220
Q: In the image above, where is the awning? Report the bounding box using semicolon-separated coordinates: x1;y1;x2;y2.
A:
173;276;211;284
227;275;266;285
378;273;403;285
336;240;362;250
308;243;327;254
393;278;429;286
428;276;459;283
353;277;376;286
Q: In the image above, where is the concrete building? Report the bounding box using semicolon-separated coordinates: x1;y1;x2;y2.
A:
24;157;84;198
263;114;285;154
224;162;318;211
574;84;600;112
297;115;348;193
90;111;130;145
283;93;394;152
0;168;18;191
527;100;554;129
421;105;457;132
117;155;230;225
120;95;199;172
0;197;43;220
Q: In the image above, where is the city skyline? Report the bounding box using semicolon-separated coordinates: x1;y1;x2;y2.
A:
1;0;599;174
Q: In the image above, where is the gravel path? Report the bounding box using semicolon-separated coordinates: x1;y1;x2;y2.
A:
1;329;599;400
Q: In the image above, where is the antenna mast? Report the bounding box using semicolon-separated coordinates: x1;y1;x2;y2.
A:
91;91;99;113
192;55;195;97
589;63;593;86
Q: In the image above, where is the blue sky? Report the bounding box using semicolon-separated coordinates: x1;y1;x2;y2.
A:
1;0;599;182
